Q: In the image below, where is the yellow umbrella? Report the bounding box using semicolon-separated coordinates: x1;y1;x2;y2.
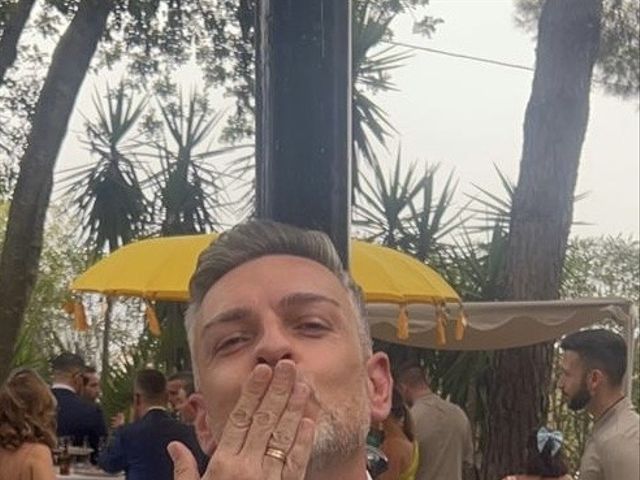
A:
70;233;463;343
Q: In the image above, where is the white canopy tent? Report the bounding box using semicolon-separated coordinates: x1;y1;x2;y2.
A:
367;297;638;394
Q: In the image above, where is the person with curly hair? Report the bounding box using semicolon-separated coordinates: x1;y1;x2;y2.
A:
501;427;573;480
0;368;57;480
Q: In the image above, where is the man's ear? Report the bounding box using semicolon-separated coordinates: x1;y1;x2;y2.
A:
587;369;606;393
190;393;217;456
366;352;393;423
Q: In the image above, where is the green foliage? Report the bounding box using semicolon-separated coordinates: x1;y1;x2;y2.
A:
467;165;515;233
561;235;640;304
0;42;45;167
101;331;160;422
447;225;508;301
405;166;466;264
354;150;424;248
65;83;252;249
352;1;413;168
62;81;149;253
353;152;491;440
178;0;442;143
0;201;90;373
147;90;229;235
514;0;640;100
353;149;465;264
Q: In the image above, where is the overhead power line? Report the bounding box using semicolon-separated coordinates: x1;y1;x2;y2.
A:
382;40;534;72
383;41;534;72
382;40;634;92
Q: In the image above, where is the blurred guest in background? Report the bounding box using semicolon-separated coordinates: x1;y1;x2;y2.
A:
167;371;194;415
501;427;572;480
396;363;475;480
0;368;57;480
98;369;206;480
379;387;419;480
173;375;197;425
50;352;107;459
80;366;101;404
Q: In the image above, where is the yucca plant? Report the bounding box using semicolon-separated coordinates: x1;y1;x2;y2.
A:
446;225;508;302
145;89;249;235
354;148;484;417
466;164;515;234
353;148;422;248
352;0;412;184
142;89;252;371
404;166;468;266
354;149;465;267
61;81;150;254
57;82;151;381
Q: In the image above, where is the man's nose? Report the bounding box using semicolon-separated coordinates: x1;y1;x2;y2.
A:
254;318;294;367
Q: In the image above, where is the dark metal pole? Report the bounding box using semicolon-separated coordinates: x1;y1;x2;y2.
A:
256;0;352;266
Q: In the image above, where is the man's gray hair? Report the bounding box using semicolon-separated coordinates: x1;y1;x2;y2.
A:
185;220;373;375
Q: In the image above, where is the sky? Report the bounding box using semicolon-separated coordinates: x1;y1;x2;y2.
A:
55;0;640;238
373;0;639;237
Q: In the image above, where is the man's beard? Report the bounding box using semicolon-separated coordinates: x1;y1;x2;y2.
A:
567;378;591;411
306;381;371;473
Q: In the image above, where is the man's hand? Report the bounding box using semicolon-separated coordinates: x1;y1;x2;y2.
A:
169;360;316;480
168;441;201;480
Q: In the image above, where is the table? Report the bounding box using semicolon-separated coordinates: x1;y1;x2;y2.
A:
56;471;124;480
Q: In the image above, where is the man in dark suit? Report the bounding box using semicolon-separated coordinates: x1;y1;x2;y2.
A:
51;352;107;461
98;369;207;480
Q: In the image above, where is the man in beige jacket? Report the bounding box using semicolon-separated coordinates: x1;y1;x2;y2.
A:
396;363;476;480
559;329;639;480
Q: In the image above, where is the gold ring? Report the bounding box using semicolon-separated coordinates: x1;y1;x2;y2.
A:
264;447;287;463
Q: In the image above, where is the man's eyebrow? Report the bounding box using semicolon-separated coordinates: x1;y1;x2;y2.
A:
278;292;341;309
203;307;253;330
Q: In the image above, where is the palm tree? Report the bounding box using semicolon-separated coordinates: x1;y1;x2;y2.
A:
147;90;234;235
58;81;149;377
353;149;422;249
62;82;149;254
352;0;412;175
353;149;466;266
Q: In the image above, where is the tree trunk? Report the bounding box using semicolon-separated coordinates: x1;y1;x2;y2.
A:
481;0;602;478
0;0;35;85
0;0;112;381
